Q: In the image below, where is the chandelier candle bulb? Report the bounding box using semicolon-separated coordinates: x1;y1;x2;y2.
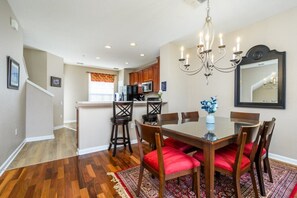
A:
236;37;240;51
232;47;236;59
180;46;184;59
219;33;223;46
186;54;189;65
211;54;214;63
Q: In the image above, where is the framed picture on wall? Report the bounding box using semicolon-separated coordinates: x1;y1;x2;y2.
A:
50;76;61;87
7;56;20;90
161;81;166;91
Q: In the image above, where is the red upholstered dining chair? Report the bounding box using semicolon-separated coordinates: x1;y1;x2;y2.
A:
157;113;196;153
193;124;261;198
134;120;201;198
181;111;199;123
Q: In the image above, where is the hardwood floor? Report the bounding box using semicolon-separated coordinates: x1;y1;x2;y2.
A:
8;127;77;170
0;144;146;197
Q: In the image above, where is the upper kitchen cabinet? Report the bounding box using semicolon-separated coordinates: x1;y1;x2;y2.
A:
129;57;160;92
138;70;143;93
143;67;153;82
129;72;139;85
153;62;160;92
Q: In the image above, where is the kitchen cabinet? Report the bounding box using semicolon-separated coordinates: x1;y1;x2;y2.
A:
129;72;138;85
138;70;143;93
129;57;160;93
142;67;153;82
153;62;160;92
142;68;148;82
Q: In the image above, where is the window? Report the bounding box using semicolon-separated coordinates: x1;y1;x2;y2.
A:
88;73;115;101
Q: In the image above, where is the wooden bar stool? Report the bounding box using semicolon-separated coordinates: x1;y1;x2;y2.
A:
108;101;133;157
142;101;162;124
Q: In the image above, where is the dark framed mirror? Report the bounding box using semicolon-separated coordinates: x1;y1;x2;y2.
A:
234;45;286;109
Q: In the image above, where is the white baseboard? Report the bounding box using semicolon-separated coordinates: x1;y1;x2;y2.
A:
64;120;76;124
0;139;26;176
77;145;108;155
26;135;55;142
54;125;64;130
64;126;76;131
269;153;297;166
77;139;137;156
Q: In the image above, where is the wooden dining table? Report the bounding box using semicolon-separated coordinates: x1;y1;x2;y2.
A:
161;116;259;198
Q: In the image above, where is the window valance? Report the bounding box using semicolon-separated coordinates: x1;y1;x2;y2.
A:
90;72;115;82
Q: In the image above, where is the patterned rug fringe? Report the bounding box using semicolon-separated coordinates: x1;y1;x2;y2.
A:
107;172;130;198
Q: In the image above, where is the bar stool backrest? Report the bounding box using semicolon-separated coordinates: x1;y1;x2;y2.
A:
146;101;162;117
113;101;133;122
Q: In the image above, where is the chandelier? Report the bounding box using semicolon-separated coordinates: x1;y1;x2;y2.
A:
263;73;278;89
178;0;243;84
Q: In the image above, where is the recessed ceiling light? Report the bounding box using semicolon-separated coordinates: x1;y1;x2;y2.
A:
130;42;136;47
96;57;100;60
140;53;145;57
125;62;129;65
105;45;112;49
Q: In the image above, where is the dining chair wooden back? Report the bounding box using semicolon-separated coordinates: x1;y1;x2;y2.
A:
157;113;196;153
193;123;261;198
261;117;276;180
253;117;276;196
157;112;178;125
142;101;162;124
134;120;201;198
181;111;199;123
230;111;260;121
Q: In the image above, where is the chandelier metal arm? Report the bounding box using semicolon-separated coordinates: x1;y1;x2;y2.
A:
212;58;243;72
179;62;204;74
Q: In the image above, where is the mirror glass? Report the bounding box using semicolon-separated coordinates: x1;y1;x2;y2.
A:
240;59;278;103
235;45;286;109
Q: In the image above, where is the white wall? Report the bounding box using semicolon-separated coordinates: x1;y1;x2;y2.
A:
160;7;297;161
24;49;64;128
0;0;27;168
23;49;47;89
26;81;53;138
160;43;190;113
47;53;64;127
64;64;119;122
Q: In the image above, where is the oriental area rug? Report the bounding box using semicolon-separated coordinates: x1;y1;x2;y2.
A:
108;160;297;198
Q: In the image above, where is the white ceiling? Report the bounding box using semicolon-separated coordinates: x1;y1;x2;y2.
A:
8;0;297;70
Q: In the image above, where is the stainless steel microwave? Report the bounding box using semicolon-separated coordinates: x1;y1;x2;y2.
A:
142;81;153;92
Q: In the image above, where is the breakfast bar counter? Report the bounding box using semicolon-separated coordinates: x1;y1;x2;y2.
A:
76;101;168;155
